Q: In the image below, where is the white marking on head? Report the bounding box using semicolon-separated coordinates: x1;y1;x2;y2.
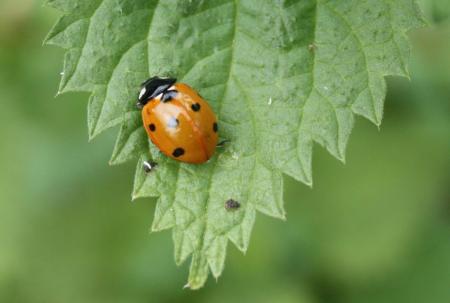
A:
139;87;147;99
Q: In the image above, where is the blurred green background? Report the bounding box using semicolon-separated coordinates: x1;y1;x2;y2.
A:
0;0;449;302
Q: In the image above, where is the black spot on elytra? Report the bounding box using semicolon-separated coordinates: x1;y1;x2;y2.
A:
149;124;156;132
191;103;201;111
172;147;185;158
225;199;240;210
213;122;218;132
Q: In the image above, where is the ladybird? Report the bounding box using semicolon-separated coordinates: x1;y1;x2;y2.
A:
137;77;218;164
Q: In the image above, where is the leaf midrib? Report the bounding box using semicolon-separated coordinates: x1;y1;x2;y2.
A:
194;0;239;251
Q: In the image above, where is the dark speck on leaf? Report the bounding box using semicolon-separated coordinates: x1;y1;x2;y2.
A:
225;199;240;210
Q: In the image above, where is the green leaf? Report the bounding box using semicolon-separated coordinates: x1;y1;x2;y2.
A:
45;0;424;289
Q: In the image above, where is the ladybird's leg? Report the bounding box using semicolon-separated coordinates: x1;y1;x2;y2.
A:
217;139;230;147
161;90;178;103
143;161;158;173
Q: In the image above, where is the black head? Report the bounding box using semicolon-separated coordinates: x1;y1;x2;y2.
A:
137;77;177;108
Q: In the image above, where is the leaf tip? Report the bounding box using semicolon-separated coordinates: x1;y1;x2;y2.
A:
150;226;158;233
88;126;101;142
210;266;223;281
108;154;122;166
131;193;139;202
87;134;96;142
183;279;204;290
185;279;205;290
184;277;205;290
374;118;383;130
42;36;51;47
304;178;313;188
336;153;346;164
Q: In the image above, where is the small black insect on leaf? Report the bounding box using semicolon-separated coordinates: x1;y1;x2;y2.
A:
143;161;158;173
225;199;240;210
